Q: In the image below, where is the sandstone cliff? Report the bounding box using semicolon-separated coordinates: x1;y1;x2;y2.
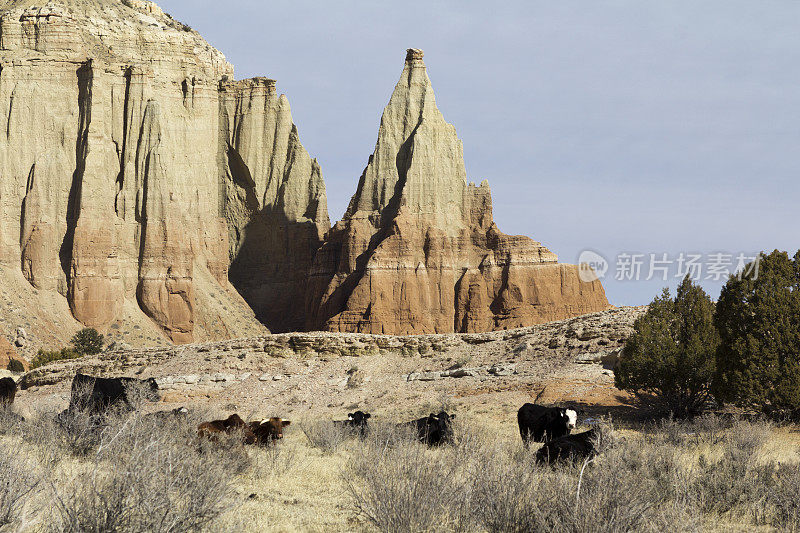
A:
0;0;328;344
0;2;609;346
305;49;610;334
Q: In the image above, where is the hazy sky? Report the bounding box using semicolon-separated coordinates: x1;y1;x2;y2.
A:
158;0;799;306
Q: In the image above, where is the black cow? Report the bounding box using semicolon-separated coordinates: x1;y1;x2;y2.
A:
536;428;602;464
517;403;577;444
69;373;160;415
333;411;371;435
403;411;456;446
0;377;17;407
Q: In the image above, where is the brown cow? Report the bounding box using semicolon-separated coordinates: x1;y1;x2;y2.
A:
198;414;257;444
0;377;16;407
249;417;291;444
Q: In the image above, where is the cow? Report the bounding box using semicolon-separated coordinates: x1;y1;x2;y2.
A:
333;411;371;436
198;414;257;444
69;373;160;415
517;403;577;445
249;417;291;444
0;377;17;407
403;411;456;446
198;415;291;445
535;428;602;464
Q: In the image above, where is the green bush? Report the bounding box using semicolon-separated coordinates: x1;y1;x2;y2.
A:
70;328;104;356
616;276;719;417
6;359;24;373
30;348;80;370
714;250;800;419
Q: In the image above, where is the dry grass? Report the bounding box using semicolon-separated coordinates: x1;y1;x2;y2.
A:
1;408;799;532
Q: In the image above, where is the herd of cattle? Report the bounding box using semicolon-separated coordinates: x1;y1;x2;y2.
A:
0;374;603;464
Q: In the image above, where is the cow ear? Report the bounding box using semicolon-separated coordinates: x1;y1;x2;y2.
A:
282;419;291;426
365;413;371;419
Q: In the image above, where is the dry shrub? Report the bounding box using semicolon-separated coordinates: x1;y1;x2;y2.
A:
343;438;472;532
692;419;773;516
50;412;247;532
766;463;800;531
301;420;354;454
471;435;699;533
255;438;303;478
344;422;706;533
0;441;42;528
0;406;25;436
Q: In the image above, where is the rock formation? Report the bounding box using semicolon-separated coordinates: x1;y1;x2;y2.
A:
0;0;328;343
219;78;329;333
0;1;608;345
305;49;610;334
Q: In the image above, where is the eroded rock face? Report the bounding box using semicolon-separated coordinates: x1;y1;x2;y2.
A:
219;78;330;333
305;49;610;334
0;0;325;343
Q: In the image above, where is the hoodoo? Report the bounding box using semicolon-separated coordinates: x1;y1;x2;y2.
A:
0;0;328;343
305;49;610;334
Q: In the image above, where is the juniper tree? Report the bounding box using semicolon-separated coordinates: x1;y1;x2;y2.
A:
714;250;800;419
616;276;718;417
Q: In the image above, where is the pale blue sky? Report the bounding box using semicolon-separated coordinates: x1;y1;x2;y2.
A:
158;0;800;306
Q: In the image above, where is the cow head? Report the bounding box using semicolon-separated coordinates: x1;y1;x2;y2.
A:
431;411;456;440
348;411;371;425
144;378;160;401
223;414;247;429
563;408;577;430
253;417;291;443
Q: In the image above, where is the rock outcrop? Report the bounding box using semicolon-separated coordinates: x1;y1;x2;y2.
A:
306;49;610;334
219;78;330;333
0;0;328;343
19;306;644;389
0;1;609;345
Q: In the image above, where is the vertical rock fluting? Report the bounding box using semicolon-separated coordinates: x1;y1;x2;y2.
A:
0;0;327;343
219;78;330;333
306;49;610;334
0;1;609;344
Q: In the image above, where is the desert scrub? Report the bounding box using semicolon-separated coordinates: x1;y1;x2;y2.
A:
30;348;80;369
0;409;253;532
6;358;25;372
342;416;800;533
0;441;42;527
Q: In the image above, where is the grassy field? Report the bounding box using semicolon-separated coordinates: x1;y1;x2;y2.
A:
1;407;799;532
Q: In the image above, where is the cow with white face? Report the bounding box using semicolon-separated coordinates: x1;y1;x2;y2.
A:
517;404;578;445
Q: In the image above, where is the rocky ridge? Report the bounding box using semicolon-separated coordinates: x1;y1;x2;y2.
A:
19;306;644;389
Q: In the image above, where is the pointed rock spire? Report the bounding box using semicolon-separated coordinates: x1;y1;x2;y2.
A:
305;50;610;334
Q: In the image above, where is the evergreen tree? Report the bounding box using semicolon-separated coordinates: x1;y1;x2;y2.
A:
616;276;718;417
714;250;800;419
70;328;105;356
